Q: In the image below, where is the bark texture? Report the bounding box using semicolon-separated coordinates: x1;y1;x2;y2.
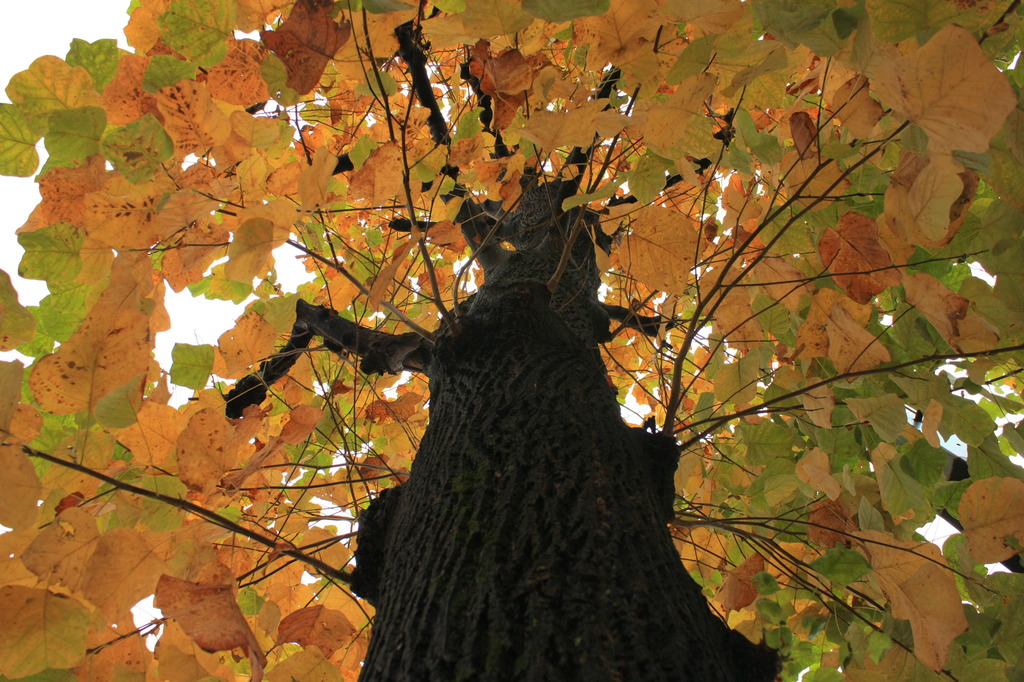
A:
351;199;778;680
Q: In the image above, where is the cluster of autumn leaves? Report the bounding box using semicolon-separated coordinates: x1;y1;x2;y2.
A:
1;0;1024;679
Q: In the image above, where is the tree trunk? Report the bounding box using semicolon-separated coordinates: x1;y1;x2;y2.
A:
352;257;778;679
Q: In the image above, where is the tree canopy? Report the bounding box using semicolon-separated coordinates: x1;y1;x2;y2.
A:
2;0;1024;680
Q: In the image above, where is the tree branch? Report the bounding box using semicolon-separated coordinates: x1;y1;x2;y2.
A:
226;299;432;418
18;445;354;585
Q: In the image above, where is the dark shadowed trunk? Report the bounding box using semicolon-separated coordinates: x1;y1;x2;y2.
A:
346;186;779;681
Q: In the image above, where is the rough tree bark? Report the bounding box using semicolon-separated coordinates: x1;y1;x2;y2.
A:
351;282;777;681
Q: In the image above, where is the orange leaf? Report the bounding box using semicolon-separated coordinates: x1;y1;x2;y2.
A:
364;392;425;423
155;81;232;156
716;553;763;613
276;605;356;656
261;0;351;95
469;41;543;130
817;212;901;304
959;477;1024;563
206;39;270;106
154;575;266;677
217;310;278;379
176;407;248;493
808;500;855;549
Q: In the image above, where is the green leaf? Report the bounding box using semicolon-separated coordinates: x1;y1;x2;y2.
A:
804;666;845;682
629;154;671;207
142;55;198;92
17;222;83;284
66;38;122;91
846;394;907;442
259;53;299;106
92;374;144;428
737;421;794;465
667;35;716;85
0;269;37;352
100;114;174;183
873;448;927;516
170;343;215;389
811;547;872;585
900;440;948;489
136;475;188;532
521;0;609;22
363;0;414;12
159;0;235;69
0;104;40;176
44;106;106;166
5;56;100;136
865;0;960;44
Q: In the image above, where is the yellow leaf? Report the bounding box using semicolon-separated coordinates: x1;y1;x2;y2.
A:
0;445;41;531
6;56;101;132
797;289;890;373
368;240;414;310
29;308;150;415
0;360;23;433
118;401;185;468
300;146;339;211
226;217;276;284
518;99;616;152
873;24;1015;153
828;76;883;140
79;528;166;621
621;205;699;295
881;152;971;259
349;142;406;205
218;310;277;379
634;74;715;158
921;399;943;448
857;530;967;671
959;477;1024;563
22;507;101;589
796;448;841;500
573;0;662;75
176;407;247;493
0;586;89;678
801;385;835;430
